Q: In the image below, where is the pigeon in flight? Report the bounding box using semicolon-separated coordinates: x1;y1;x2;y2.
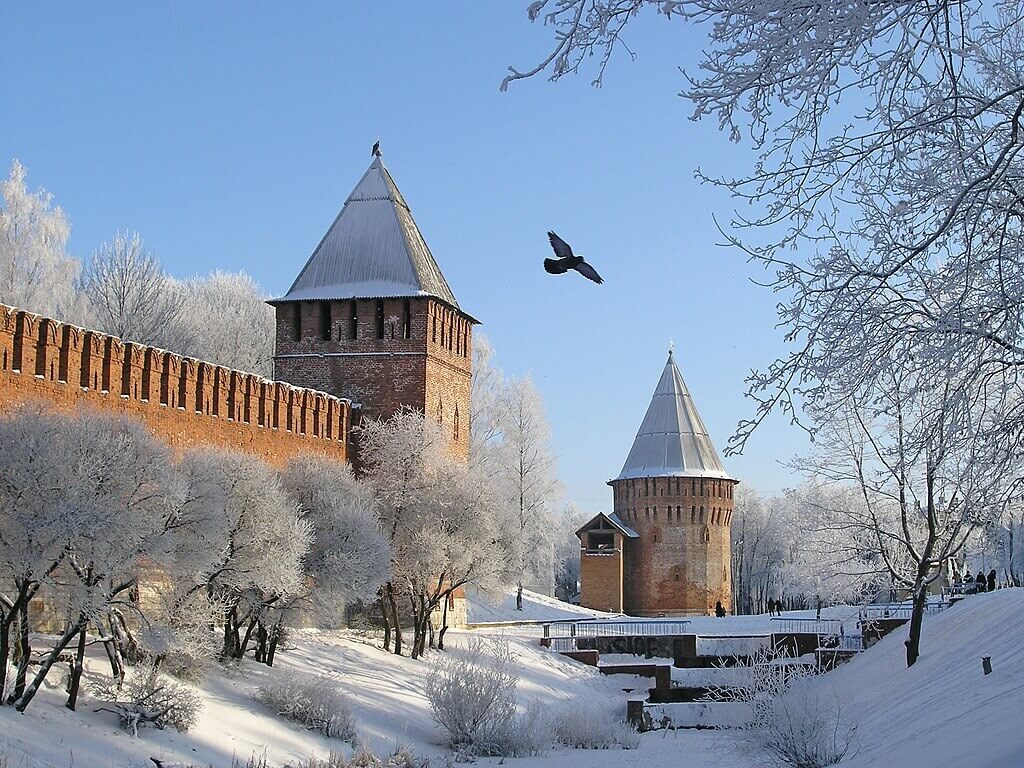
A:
543;231;603;284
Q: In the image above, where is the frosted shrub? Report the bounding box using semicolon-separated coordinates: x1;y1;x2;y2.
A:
94;665;202;736
709;647;857;768
256;673;357;742
749;678;857;768
288;745;430;768
425;637;549;756
553;703;640;750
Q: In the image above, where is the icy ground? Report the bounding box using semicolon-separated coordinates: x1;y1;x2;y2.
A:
1;589;1021;767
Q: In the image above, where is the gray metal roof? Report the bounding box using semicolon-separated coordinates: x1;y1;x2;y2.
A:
273;156;460;307
575;511;640;540
615;350;732;481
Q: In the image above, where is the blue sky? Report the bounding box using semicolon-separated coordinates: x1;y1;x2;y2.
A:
1;2;810;511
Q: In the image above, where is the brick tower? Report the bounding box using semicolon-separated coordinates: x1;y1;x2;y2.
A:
271;149;475;459
578;350;736;615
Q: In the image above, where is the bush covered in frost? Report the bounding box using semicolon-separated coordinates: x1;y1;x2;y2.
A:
93;665;202;736
425;637;549;757
287;744;430;768
552;702;640;750
256;673;357;742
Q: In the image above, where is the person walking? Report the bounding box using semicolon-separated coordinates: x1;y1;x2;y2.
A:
976;571;987;593
987;569;997;593
767;598;775;617
715;600;726;618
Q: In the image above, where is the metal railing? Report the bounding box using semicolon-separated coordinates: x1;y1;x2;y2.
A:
817;634;864;653
542;618;692;641
858;601;949;623
770;617;843;636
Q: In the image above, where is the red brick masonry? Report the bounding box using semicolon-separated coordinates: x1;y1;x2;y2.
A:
0;304;350;466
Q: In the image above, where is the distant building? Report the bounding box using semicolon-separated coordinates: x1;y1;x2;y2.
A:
577;350;736;615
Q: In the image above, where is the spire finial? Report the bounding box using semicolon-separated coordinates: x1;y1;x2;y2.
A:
668;339;675;357
371;140;381;158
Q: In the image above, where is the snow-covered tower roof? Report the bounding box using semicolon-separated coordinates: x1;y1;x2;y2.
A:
272;154;460;307
615;350;732;481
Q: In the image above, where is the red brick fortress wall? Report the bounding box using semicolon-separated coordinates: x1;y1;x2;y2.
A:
611;476;735;616
0;304;350;466
273;296;472;459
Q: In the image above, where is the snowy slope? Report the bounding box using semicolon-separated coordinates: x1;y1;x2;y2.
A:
828;588;1024;768
465;587;615;624
0;629;685;768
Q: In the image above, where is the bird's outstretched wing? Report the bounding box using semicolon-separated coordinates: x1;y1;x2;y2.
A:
547;231;574;258
544;258;570;274
574;260;604;284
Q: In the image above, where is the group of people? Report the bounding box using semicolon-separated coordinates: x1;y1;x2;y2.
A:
766;598;784;616
973;569;998;593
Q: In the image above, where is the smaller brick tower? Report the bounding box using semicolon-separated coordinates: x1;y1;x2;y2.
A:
271;149;476;459
578;350;737;616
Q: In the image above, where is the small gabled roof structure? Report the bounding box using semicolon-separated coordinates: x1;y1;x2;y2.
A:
615;350;732;481
272;154;462;310
575;511;640;540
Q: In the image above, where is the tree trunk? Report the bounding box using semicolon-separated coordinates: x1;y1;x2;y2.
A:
236;614;258;659
222;609;238;658
516;582;524;611
12;600;31;702
380;591;392;652
66;627;87;711
254;622;268;664
100;617;124;687
438;595;450;651
386;583;402;656
905;577;929;667
14;618;82;712
409;592;423;660
266;619;283;667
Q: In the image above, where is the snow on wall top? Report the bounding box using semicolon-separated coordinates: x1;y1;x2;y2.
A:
273;155;460;308
615;350;732;481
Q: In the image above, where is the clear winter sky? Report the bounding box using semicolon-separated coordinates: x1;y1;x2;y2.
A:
1;2;811;511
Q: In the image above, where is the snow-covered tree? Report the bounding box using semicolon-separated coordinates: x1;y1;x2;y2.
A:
279;455;391;632
799;355;1011;666
79;231;186;348
175;448;311;660
553;502;586;601
469;332;505;470
492;377;560;608
359;409;502;658
175;270;275;376
505;2;1024;461
0;407;177;712
0;160;78;318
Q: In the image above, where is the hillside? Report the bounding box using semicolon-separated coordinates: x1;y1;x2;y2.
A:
829;588;1024;768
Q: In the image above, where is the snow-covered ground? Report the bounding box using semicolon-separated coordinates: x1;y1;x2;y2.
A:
465;587;614;624
827;588;1024;768
2;589;1021;768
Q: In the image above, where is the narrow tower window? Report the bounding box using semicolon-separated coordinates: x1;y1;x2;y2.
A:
319;302;331;341
453;406;460;441
349;300;358;339
375;301;385;339
402;299;411;339
292;303;302;341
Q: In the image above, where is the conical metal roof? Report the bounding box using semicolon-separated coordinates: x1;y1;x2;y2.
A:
615;350;732;481
272;155;460;307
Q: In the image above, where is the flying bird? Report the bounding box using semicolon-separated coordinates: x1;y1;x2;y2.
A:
544;231;603;284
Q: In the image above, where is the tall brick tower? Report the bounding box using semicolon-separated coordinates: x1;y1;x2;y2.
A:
578;350;736;615
271;150;475;459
